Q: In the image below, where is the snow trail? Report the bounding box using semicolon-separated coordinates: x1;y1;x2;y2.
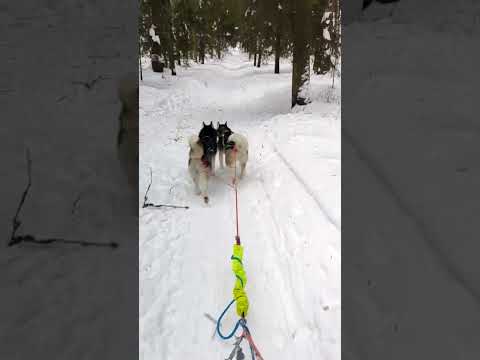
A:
139;51;340;360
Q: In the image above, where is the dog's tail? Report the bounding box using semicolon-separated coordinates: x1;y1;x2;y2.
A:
188;134;204;160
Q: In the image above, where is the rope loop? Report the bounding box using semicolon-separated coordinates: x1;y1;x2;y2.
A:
216;299;244;340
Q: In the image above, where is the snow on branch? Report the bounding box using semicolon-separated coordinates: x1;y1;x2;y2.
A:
149;25;161;45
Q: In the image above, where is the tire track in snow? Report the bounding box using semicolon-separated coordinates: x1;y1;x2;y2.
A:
343;128;480;305
236;173;300;353
256;174;301;329
270;143;340;232
248;142;335;356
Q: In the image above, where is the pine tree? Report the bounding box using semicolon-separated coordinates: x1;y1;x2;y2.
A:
163;0;177;75
150;0;176;75
312;0;329;75
139;0;340;97
173;0;196;65
329;0;341;87
291;0;312;107
193;1;208;64
242;0;259;64
271;0;290;73
139;0;153;59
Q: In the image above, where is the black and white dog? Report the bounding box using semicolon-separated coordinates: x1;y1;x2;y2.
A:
198;121;218;173
188;121;218;203
216;121;233;169
225;133;249;179
217;122;249;179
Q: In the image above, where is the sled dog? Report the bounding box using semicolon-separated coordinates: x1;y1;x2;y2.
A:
216;121;233;169
198;121;218;174
188;122;217;203
225;133;249;179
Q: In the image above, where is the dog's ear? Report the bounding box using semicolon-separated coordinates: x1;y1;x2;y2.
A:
225;121;227;126
217;121;219;127
210;121;213;126
202;121;206;126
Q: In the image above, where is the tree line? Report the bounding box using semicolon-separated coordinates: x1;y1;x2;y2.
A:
139;0;340;107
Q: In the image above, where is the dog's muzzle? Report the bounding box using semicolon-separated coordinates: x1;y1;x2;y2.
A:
218;135;226;146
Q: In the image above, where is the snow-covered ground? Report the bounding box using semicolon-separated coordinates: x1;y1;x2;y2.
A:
343;1;480;359
1;2;138;359
139;51;341;359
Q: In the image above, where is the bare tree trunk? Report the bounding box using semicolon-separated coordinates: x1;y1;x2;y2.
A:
256;35;262;68
162;51;169;68
313;48;321;74
254;52;257;66
152;0;175;75
168;47;176;76
199;37;205;64
291;0;312;107
274;31;281;74
332;57;337;88
163;0;176;75
150;0;162;65
152;42;162;60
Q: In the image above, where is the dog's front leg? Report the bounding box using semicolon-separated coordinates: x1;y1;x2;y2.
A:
219;150;224;168
189;165;200;195
240;162;246;179
198;171;209;203
194;175;201;195
210;154;216;175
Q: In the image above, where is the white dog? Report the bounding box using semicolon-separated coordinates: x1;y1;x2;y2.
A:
188;134;211;203
225;133;249;179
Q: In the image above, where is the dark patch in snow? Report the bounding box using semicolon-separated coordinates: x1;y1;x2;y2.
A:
8;149;118;249
56;95;68;102
71;192;83;214
392;323;399;333
71;75;108;90
363;0;400;10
